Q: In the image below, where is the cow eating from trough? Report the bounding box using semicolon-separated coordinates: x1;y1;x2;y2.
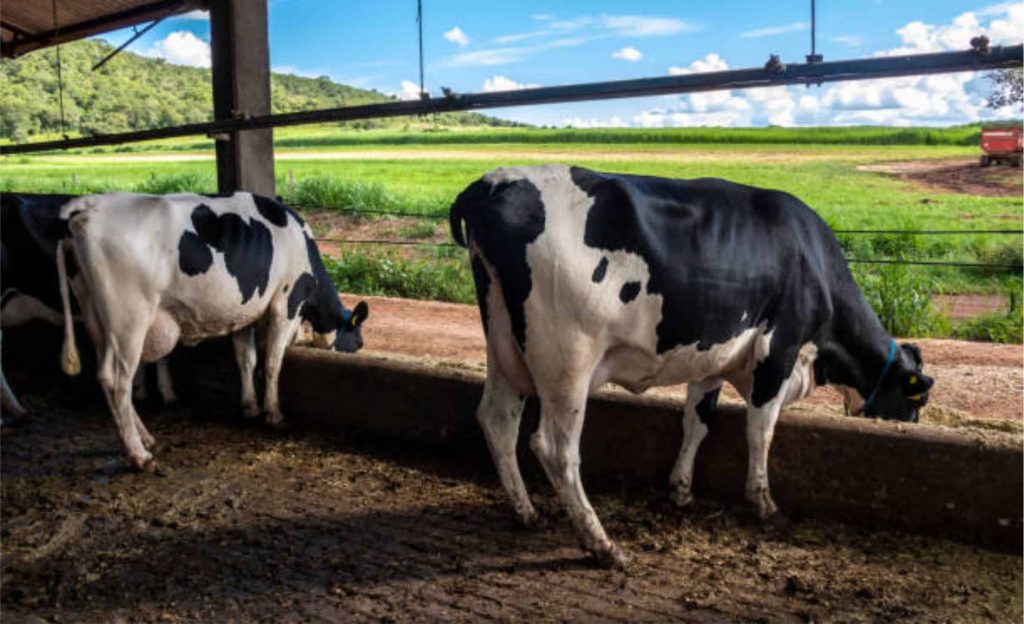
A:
1;193;177;420
55;192;368;469
450;164;933;568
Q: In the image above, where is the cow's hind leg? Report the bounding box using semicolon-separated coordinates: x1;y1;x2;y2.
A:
532;379;627;568
232;327;259;418
669;379;723;507
477;361;536;526
96;329;152;470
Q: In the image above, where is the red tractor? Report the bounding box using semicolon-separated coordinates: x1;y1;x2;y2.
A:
979;126;1022;167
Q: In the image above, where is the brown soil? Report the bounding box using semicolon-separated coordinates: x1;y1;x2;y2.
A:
857;158;1023;197
3;393;1020;623
934;294;1009;321
350;295;1024;426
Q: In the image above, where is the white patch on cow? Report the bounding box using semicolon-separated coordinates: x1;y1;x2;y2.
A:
311;329;336;349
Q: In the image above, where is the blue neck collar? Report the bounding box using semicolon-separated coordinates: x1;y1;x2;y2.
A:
859;339;897;415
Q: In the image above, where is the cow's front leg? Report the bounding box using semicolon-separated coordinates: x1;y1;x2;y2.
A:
261;310;301;427
477;361;536;527
232;327;259;419
669;379;722;507
532;379;628;568
743;394;785;521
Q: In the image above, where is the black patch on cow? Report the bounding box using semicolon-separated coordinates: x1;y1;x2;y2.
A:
619;280;641;303
253;194;289;227
177;231;214;275
1;193;78;311
570;166;841;407
471;256;491;334
188;203;273;303
695;388;720;425
299;233;349;334
449;177;545;351
1;288;17;309
287;272;317;319
591;257;608;283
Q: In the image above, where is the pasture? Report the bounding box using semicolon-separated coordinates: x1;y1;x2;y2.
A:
1;126;1021;339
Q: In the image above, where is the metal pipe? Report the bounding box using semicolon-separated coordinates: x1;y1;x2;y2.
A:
3;44;1021;155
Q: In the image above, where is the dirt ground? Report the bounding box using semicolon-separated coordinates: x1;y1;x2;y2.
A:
858;158;1023;198
353;295;1024;427
2;391;1021;623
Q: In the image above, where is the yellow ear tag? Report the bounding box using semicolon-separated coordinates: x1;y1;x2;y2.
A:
909;375;918;385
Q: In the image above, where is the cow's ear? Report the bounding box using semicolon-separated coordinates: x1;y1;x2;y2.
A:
350;301;369;328
900;342;922;365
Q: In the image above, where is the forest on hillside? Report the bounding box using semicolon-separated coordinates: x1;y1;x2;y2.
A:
0;39;517;142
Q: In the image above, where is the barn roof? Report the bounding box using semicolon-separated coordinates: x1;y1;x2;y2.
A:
1;0;207;58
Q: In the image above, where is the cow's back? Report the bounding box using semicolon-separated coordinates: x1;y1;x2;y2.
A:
62;192;313;342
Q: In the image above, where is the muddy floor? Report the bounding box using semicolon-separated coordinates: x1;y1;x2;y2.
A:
2;390;1020;623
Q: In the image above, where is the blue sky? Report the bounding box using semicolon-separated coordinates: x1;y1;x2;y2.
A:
111;1;1022;127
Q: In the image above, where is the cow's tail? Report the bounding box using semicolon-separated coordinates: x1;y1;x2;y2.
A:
56;239;81;376
449;178;494;249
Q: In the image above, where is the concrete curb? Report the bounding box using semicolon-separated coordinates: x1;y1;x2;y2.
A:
280;348;1022;552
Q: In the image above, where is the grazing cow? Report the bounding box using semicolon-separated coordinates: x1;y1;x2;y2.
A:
56;192;368;469
1;193;177;420
450;165;932;567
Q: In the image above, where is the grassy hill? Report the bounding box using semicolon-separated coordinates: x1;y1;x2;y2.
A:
0;39;518;142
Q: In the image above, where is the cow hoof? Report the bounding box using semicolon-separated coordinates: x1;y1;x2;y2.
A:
670;489;695;508
241;403;261;419
764;510;791;530
514;508;541;529
131;454;157;473
592;544;631;570
140;435;157;451
265;415;289;429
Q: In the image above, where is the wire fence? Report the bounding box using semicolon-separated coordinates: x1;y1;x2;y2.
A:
301;203;1024;272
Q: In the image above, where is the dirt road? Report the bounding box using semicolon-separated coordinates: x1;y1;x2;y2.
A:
2;392;1020;623
354;295;1024;426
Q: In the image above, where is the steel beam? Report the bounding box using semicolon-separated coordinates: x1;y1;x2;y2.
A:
1;0;204;58
208;0;275;196
3;44;1021;155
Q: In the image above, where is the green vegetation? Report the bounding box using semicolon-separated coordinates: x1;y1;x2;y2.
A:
954;282;1023;343
322;249;474;304
0;39;515;142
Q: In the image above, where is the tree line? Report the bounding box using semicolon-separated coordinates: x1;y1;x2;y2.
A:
0;39;515;142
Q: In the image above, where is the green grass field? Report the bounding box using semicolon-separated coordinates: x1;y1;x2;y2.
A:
2;126;1021;339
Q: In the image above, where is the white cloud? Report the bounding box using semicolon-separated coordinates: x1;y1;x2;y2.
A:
443;26;471;48
176;9;208;20
612;46;643;62
624;4;1024;129
739;22;808;39
449;47;530;66
601;15;698;37
482;75;541;92
564;116;625;128
462;13;701;66
669;52;728;75
834;35;863;47
393;80;425;101
146;31;210;68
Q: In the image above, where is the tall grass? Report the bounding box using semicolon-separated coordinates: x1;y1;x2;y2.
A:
322;249;474;304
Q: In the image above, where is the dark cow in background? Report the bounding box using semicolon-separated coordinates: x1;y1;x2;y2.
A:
1;193;176;419
450;164;932;567
56;192;368;469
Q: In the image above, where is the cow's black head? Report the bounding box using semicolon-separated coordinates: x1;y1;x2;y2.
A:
331;300;369;353
857;343;933;423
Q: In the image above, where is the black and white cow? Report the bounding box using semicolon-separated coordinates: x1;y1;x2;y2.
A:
55;192;368;469
1;193;176;419
450;165;933;567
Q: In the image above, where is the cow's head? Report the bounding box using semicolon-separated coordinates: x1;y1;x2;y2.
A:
311;301;369;353
843;342;933;422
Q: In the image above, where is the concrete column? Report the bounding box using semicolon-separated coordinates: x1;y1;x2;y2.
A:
209;0;275;197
